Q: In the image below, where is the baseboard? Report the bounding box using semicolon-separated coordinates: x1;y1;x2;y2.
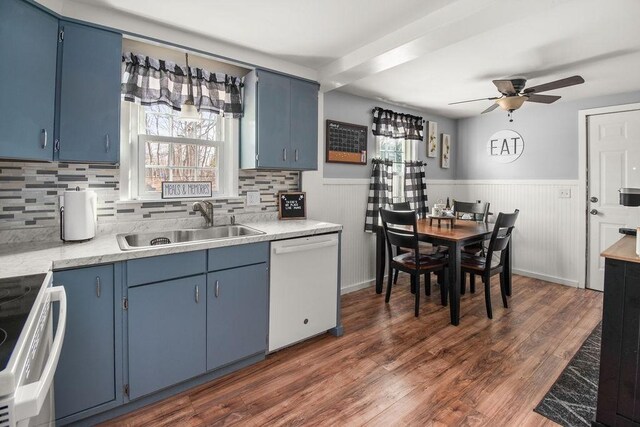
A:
512;268;579;288
341;278;377;294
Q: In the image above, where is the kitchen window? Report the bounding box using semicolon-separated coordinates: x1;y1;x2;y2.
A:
122;103;237;200
376;136;415;201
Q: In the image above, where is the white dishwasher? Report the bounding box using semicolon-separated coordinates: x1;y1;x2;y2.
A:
269;233;339;352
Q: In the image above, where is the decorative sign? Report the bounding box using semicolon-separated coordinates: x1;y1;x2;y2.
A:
161;181;212;199
278;192;306;220
326;120;368;165
487;130;524;163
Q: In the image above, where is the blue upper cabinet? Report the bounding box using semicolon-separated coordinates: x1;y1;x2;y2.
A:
240;69;319;170
0;0;57;161
57;21;122;163
290;78;319;170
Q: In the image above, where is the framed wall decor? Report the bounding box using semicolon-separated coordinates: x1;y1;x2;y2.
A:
325;120;368;165
427;121;438;158
441;134;451;169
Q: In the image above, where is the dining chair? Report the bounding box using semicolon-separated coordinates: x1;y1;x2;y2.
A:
390;202;446;286
454;200;490;295
460;209;519;319
380;208;449;316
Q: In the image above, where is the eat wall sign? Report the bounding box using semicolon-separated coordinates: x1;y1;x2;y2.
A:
486;130;524;163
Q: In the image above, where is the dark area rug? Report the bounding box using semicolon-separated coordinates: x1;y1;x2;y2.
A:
534;322;601;427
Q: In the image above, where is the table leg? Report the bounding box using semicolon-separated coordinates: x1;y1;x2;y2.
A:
505;241;512;296
448;241;461;326
375;227;385;294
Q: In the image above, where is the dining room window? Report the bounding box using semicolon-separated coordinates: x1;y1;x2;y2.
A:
376;136;415;201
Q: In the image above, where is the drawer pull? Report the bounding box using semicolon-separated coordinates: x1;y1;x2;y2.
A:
95;276;101;298
195;285;200;303
215;280;220;298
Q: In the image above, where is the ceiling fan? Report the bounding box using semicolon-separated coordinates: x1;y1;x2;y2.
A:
450;75;585;121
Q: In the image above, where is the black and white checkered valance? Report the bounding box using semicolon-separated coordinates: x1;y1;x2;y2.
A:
372;107;424;141
121;52;243;118
365;159;394;232
404;161;429;218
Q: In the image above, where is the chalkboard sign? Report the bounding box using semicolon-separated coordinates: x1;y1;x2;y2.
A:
326;120;368;165
278;192;306;220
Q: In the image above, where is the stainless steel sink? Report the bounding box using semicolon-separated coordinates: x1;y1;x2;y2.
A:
117;225;265;250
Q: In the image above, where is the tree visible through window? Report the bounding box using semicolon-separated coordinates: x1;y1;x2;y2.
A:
138;105;224;197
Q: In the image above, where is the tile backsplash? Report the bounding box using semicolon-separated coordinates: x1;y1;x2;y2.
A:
0;161;300;231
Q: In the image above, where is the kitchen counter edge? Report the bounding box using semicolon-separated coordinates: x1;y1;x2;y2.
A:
0;220;342;279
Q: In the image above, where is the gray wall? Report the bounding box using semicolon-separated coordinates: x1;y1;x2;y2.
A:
456;91;640;180
323;91;457;180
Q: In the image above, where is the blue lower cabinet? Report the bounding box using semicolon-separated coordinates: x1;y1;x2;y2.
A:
53;264;119;421
207;264;268;371
127;275;207;400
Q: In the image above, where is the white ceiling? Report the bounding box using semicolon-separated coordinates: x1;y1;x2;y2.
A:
59;0;640;118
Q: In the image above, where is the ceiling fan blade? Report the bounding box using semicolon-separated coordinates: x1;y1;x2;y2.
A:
525;94;561;104
481;103;499;114
449;96;499;105
492;80;516;95
523;75;584;94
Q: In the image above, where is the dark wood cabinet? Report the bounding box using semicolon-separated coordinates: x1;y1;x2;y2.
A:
595;256;640;426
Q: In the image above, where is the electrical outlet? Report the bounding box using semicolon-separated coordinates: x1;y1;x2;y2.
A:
559;189;572;198
246;191;261;206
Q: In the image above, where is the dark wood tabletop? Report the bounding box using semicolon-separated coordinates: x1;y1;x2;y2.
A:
410;219;493;241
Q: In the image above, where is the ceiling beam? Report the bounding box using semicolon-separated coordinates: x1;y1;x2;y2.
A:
318;0;574;92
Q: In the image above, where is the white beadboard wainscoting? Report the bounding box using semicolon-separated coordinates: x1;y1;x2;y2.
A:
317;179;376;294
315;178;582;294
427;180;582;287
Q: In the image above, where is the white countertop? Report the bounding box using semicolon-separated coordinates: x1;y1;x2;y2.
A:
0;220;342;279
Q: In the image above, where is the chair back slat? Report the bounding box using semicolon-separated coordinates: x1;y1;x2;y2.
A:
392;202;411;210
485;210;519;265
454;200;490;223
380;208;420;260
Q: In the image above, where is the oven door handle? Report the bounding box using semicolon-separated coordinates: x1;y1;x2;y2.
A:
13;286;67;423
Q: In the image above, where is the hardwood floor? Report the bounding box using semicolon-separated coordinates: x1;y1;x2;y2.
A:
101;274;603;427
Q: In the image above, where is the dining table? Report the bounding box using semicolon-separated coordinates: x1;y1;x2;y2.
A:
374;218;512;326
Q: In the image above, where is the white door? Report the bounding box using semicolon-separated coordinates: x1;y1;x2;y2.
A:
588;109;640;290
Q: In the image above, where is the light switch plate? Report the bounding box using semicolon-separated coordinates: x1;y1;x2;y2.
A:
559;189;571;198
246;191;261;206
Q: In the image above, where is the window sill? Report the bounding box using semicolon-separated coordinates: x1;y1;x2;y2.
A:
116;195;244;205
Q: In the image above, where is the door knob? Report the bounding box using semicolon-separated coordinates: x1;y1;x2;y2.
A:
590;209;599;215
590;196;598;203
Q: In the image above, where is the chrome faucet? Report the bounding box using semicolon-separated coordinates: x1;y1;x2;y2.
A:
193;201;214;227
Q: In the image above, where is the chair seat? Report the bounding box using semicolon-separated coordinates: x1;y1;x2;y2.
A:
461;253;501;272
393;252;447;270
461;242;484;256
399;242;448;255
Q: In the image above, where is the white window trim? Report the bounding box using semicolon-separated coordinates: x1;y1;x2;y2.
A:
136;134;225;200
120;101;238;201
374;135;418;202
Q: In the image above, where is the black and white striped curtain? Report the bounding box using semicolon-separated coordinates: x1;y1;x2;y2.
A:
365;159;394;232
372;107;423;141
121;52;244;118
404;161;429;218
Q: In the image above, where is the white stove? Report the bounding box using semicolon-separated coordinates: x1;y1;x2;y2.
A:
0;272;67;426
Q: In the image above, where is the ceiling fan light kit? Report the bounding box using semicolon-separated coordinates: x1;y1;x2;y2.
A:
449;75;585;121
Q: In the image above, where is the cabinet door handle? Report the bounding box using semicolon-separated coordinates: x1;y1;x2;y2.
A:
215;280;220;298
41;129;48;149
95;276;101;298
295;149;299;162
105;134;110;152
283;148;287;162
195;285;200;303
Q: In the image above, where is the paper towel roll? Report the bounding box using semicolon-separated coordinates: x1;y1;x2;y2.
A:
62;189;97;241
